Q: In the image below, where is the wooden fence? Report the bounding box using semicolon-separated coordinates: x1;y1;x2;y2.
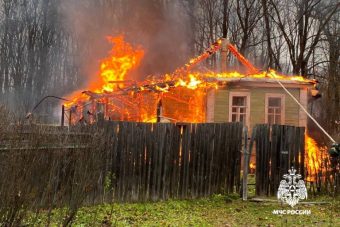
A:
251;124;305;196
100;121;243;202
2;122;337;207
0;122;243;206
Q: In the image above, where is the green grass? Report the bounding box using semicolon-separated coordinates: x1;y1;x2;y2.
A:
25;194;339;226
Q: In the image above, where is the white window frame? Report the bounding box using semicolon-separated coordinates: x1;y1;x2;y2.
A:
229;92;250;127
265;93;285;125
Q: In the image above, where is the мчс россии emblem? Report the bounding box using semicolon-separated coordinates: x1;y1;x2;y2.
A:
277;167;308;207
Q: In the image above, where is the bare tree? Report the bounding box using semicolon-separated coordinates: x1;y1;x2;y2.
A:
322;12;340;134
269;0;340;76
234;0;263;55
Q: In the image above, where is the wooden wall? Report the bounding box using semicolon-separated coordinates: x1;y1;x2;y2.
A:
212;85;302;128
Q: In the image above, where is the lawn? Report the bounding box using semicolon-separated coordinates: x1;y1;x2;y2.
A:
25;194;339;226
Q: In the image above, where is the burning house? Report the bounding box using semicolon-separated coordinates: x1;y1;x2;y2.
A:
63;36;318;129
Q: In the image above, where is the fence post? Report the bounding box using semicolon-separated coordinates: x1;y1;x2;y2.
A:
61;105;65;127
69;109;72;126
242;126;248;201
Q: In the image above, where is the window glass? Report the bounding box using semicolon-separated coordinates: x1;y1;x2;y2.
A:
239;114;245;123
232;97;246;106
269;97;281;107
231;96;247;124
267;96;283;124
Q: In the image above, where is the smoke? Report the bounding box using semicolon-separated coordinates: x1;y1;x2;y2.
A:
61;0;192;84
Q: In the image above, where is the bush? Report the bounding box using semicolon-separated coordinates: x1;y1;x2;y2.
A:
0;123;107;226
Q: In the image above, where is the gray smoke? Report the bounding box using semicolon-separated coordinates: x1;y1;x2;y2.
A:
61;0;193;83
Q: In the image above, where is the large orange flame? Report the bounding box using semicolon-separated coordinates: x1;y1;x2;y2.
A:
96;36;144;92
65;35;144;107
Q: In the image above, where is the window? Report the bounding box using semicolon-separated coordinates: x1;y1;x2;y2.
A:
229;92;250;126
265;94;285;125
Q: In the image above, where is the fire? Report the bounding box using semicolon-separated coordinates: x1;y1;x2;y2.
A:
65;35;144;108
249;162;256;174
210;70;307;82
305;134;329;182
176;74;203;90
98;36;144;92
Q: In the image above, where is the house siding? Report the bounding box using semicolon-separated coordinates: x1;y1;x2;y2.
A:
213;86;301;128
214;89;229;122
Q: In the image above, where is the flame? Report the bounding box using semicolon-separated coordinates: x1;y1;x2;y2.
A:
176;74;203;90
98;36;144;92
65;35;144;108
249;162;255;169
305;134;329;182
249;162;256;174
210;69;307;82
